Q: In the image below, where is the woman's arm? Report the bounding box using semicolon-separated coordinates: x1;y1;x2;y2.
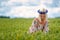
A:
42;21;48;31
32;18;38;27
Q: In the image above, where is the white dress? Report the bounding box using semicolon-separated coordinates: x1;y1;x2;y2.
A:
29;18;49;33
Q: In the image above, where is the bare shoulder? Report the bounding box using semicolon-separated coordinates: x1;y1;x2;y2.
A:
32;18;38;23
33;18;38;21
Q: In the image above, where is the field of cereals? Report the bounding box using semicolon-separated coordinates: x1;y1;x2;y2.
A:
0;18;60;40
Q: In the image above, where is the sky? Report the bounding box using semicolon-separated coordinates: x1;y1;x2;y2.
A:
0;0;60;18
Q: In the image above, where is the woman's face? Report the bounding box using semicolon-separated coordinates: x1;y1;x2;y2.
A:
39;14;46;20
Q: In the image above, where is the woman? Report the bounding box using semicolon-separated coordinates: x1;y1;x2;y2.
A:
28;8;49;33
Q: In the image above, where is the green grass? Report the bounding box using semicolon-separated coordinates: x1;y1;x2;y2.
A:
0;18;60;40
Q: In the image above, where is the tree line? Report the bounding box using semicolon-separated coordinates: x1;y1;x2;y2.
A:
0;16;10;18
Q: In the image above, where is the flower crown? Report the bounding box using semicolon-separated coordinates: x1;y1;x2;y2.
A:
38;9;48;14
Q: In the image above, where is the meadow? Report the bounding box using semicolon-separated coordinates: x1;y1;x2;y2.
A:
0;18;60;40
